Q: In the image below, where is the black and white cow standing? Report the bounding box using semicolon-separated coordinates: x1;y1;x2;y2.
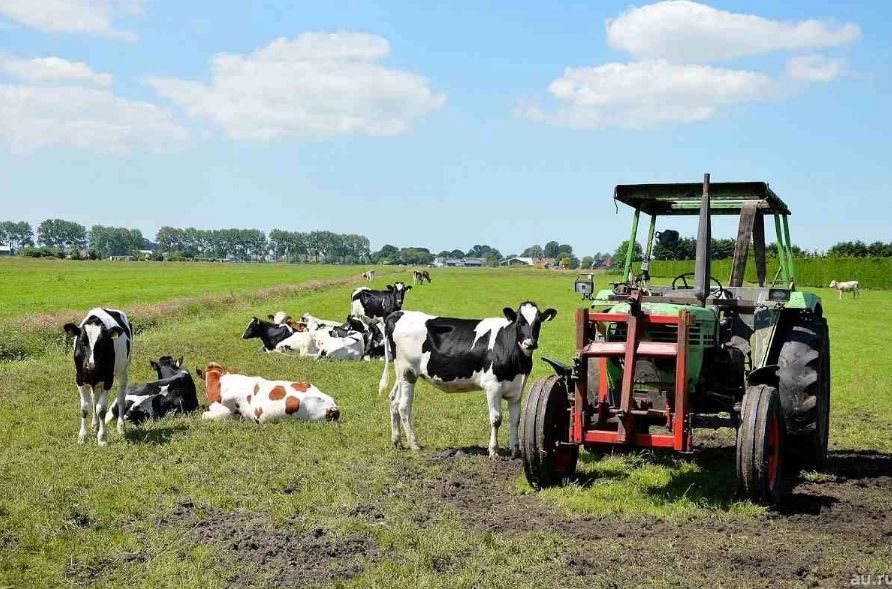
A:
63;308;132;445
412;270;431;285
378;301;556;457
351;282;412;325
107;356;198;423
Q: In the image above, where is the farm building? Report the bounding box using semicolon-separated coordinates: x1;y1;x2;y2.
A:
500;256;535;266
433;256;487;267
0;245;11;256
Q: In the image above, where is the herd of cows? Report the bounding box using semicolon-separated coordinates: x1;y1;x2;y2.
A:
62;271;556;456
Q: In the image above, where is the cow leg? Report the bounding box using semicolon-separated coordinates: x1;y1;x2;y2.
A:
397;379;420;451
115;375;128;435
389;383;402;447
95;389;110;445
77;385;92;443
506;391;522;459
486;387;502;457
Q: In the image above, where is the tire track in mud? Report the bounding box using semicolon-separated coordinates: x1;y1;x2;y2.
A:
424;447;892;587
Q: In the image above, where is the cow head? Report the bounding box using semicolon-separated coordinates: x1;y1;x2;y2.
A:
150;356;185;379
503;302;557;355
828;280;838;288
203;362;230;405
389;282;412;307
242;317;263;339
64;318;123;374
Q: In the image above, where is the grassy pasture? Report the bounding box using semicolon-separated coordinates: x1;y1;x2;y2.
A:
0;263;890;588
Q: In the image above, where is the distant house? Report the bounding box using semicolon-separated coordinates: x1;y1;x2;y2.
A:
500;256;534;266
433;256;486;268
0;245;11;256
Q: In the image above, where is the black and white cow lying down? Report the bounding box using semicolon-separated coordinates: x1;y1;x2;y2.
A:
63;308;132;445
378;302;556;457
107;356;198;423
351;282;411;324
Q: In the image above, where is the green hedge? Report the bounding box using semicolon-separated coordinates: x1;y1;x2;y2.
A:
647;257;892;289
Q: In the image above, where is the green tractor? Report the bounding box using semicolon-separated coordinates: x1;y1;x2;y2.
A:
521;175;830;503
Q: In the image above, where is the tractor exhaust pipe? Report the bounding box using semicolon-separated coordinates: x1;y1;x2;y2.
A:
694;173;711;307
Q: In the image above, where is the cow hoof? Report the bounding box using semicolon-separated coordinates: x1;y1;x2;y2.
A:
509;449;520;460
77;435;86;444
488;448;499;458
409;444;421;452
116;423;125;435
97;438;108;446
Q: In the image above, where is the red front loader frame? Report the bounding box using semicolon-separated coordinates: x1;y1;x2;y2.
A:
570;305;694;453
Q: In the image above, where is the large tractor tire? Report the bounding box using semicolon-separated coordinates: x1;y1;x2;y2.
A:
736;384;786;504
521;375;579;489
777;317;830;470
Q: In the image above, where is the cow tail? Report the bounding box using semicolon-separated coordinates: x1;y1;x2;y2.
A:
378;320;391;396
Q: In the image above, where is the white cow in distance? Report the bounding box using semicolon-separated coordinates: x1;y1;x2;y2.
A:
829;280;860;300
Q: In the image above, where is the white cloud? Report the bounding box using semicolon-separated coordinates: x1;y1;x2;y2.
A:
786;54;842;82
0;0;143;41
147;32;445;141
0;84;187;153
521;60;775;129
0;53;112;86
607;1;860;62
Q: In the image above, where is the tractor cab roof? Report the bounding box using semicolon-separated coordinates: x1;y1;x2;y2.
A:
614;182;791;216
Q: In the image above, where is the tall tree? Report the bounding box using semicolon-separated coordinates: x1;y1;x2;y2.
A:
543;241;560;258
521;244;544;258
0;221;33;253
37;219;87;251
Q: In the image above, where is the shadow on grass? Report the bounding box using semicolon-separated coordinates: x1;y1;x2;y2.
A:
125;423;190;445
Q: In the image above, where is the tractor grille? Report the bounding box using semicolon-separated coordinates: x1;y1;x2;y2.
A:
606;322;715;347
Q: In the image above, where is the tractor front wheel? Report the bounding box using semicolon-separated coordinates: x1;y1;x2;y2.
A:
521;375;579;489
736;384;786;504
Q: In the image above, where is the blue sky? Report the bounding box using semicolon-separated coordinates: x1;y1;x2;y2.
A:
0;1;888;255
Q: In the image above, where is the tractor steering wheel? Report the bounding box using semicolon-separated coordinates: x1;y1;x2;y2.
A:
671;272;729;299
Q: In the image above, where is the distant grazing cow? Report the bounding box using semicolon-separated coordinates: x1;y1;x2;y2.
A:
362;270;376;280
242;317;318;356
108;356;198;423
412;270;431;285
351;282;411;324
199;363;340;423
379;301;556;456
829;280;860;300
63;308;132;445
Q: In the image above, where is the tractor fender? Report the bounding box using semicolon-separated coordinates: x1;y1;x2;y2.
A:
747;364;779;387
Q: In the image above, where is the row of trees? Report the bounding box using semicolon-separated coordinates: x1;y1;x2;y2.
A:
826;240;892;258
2;218;891;264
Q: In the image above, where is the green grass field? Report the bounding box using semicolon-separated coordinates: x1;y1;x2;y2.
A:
0;262;889;588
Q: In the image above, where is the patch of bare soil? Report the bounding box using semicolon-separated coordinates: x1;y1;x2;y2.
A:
426;446;892;587
167;501;382;587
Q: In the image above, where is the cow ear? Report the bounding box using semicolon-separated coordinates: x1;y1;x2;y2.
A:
176;356;183;368
63;323;80;337
387;284;395;291
503;307;517;322
108;326;124;339
541;308;557;322
150;360;160;372
405;285;412;291
195;367;205;381
267;314;275;321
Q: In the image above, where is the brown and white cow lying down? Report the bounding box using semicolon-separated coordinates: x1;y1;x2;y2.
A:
200;363;340;423
829;280;860;300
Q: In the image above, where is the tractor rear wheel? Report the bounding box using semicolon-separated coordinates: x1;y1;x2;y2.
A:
778;317;830;470
736;384;786;504
521;375;579;489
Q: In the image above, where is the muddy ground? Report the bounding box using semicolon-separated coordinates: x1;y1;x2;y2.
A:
157;444;891;588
